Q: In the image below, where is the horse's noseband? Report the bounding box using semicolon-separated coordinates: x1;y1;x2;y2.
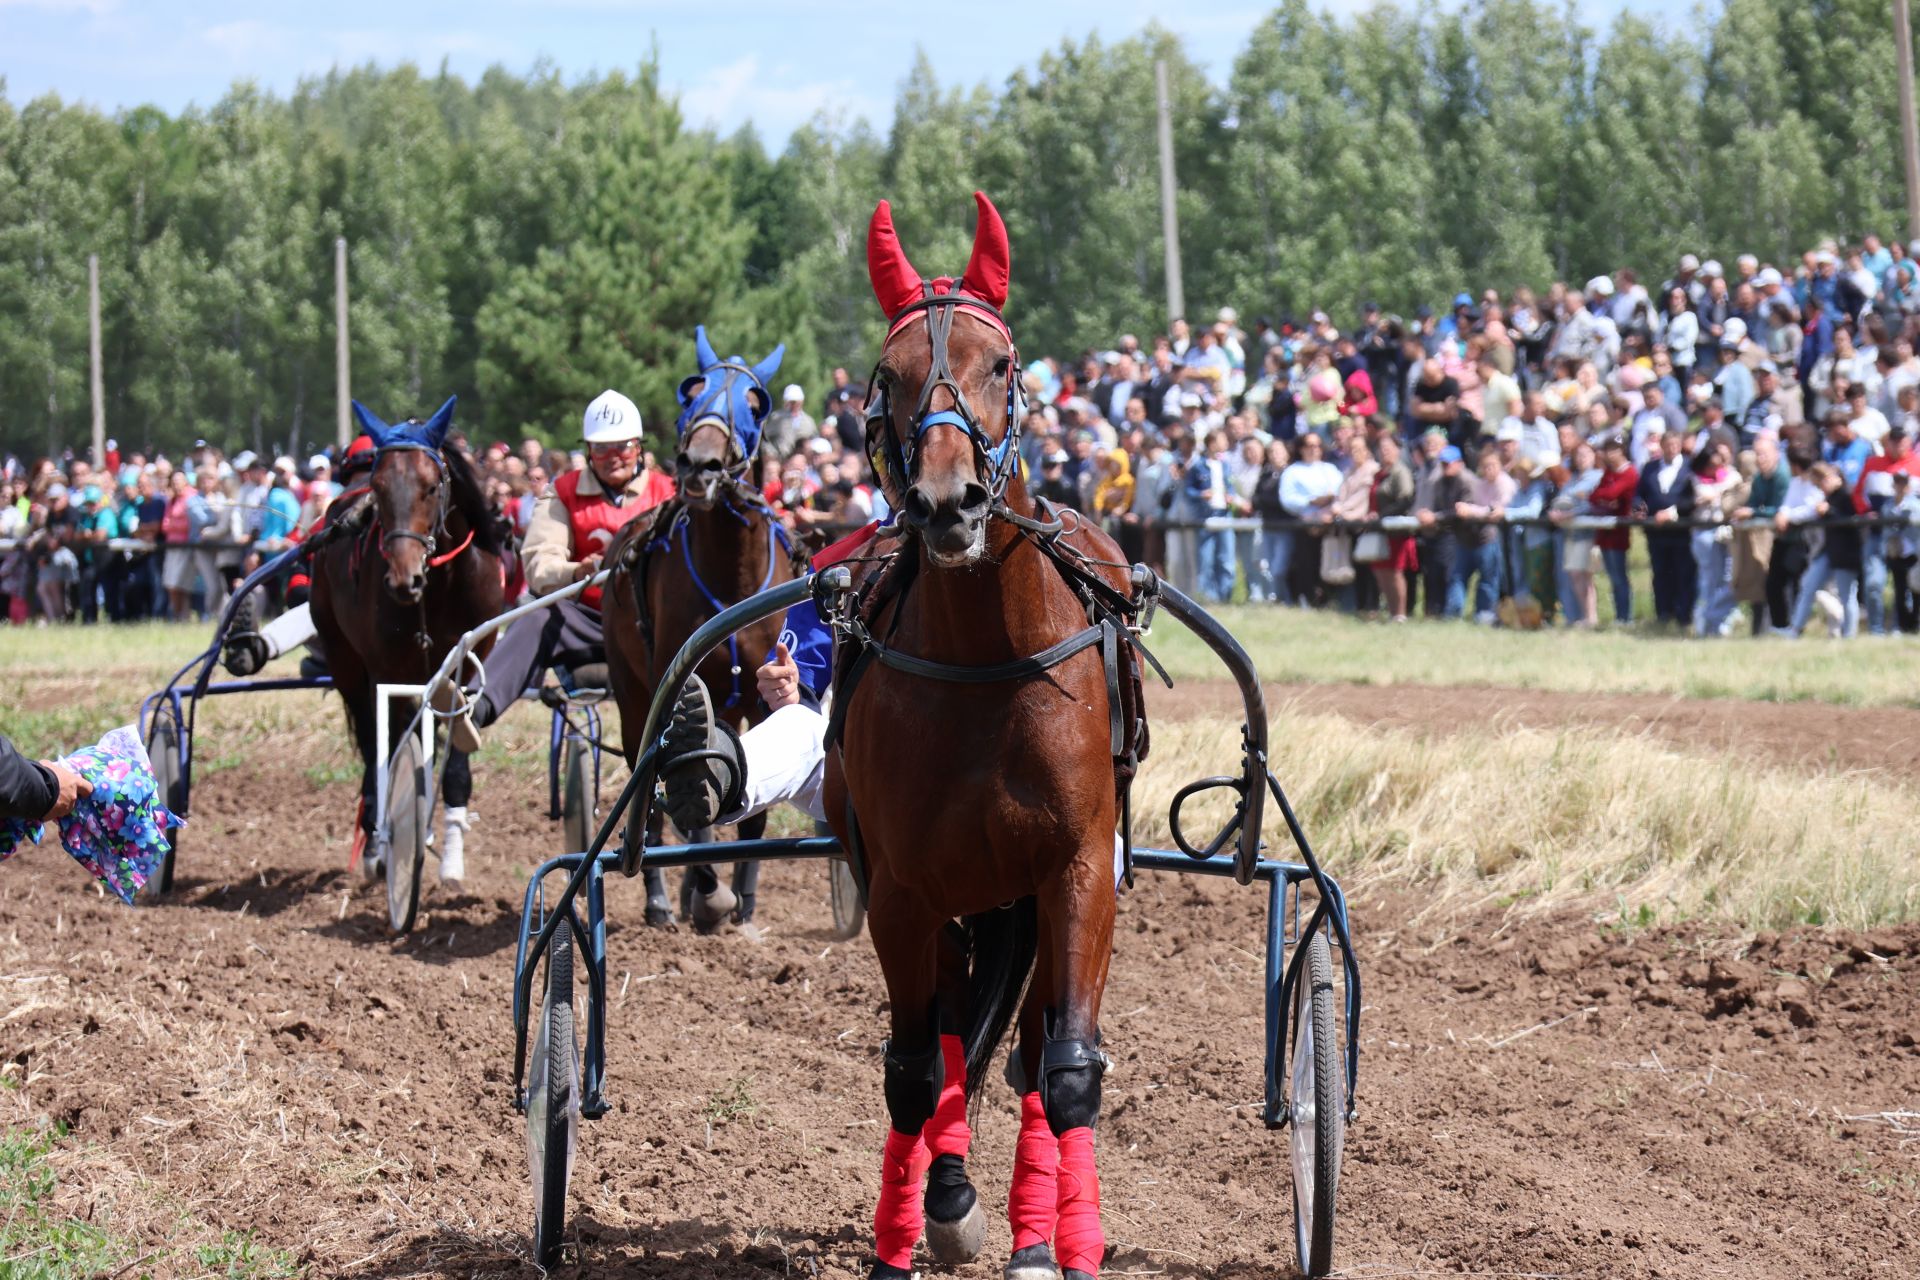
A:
866;288;1020;504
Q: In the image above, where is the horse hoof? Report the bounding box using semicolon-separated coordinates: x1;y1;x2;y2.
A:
440;878;463;895
361;854;384;883
644;900;676;930
690;881;738;931
926;1195;986;1264
1004;1242;1060;1280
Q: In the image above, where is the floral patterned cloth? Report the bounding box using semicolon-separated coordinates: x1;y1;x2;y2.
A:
0;725;181;903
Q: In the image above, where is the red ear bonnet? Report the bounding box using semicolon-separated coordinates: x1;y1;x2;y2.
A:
866;199;924;318
961;191;1010;309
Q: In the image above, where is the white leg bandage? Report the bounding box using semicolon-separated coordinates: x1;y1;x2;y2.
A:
258;602;317;660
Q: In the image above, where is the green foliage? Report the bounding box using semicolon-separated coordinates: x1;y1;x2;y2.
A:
0;1126;132;1279
2;2;1916;459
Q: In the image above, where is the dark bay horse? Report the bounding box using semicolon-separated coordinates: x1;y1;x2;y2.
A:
602;329;801;929
309;398;509;887
822;193;1145;1280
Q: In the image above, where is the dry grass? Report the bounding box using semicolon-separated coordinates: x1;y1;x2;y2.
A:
1132;712;1920;932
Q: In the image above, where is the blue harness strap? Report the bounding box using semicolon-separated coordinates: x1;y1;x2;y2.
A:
674;513;784;709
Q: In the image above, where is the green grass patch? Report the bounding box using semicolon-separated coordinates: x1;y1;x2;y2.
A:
0;1126;133;1280
1146;602;1920;708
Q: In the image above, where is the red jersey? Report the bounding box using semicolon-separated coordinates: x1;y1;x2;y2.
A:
555;468;673;609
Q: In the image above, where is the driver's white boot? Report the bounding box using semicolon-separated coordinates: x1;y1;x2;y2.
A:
440;806;470;888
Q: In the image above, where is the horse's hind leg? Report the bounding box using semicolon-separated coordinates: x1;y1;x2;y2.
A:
922;927;987;1264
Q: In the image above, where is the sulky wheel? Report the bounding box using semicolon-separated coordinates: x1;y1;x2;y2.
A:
385;733;428;935
527;918;580;1268
827;855;864;941
1291;927;1344;1277
561;735;595;856
142;712;185;895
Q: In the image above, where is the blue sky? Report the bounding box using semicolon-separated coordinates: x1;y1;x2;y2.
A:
2;0;1652;145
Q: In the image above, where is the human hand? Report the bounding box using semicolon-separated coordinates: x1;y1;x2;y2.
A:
1773;510;1790;532
757;642;801;709
574;554;604;582
40;761;91;820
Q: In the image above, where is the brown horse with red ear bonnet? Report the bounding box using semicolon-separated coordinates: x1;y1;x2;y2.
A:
823;192;1146;1280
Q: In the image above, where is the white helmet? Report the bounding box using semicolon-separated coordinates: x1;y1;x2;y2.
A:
583;389;643;444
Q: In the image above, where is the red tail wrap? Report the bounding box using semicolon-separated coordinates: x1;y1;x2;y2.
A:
873;1126;929;1270
1008;1092;1058;1251
1054;1126;1103;1275
923;1034;971;1159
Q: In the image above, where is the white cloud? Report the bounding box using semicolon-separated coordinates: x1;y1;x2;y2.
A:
676;53;888;143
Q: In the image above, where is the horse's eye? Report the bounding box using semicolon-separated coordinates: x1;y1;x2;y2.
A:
992;356;1011;377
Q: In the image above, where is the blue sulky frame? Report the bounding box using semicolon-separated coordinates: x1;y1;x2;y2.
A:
509;570;1361;1135
137;543;330;893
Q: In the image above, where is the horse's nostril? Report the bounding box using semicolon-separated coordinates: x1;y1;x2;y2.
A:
902;487;935;525
958;483;990;516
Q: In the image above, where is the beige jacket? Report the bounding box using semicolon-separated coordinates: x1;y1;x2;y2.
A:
523;465;664;598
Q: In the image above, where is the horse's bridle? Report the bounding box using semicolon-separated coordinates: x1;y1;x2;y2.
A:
677;359;771;504
373;440;451;563
865;287;1021;507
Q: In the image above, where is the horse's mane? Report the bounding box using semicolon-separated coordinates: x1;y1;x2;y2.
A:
442;444;504;557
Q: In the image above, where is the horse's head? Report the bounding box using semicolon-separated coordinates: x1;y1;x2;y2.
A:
674;328;784;509
865;191;1017;568
354;396;456;604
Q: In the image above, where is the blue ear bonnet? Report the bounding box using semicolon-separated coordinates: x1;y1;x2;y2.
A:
353;395;456;451
674;325;784;460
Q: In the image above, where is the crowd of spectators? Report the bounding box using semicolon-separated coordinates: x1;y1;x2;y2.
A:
10;233;1920;638
1002;236;1920;636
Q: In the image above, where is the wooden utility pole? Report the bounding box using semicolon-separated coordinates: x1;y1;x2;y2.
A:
1899;0;1920;241
88;253;105;468
335;237;351;448
1154;59;1186;325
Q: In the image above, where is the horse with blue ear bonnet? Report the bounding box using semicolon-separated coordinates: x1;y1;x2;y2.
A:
601;326;806;929
308;394;509;891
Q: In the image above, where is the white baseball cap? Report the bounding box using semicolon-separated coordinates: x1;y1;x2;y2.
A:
1585;275;1616;297
782;383;805;403
1755;266;1784;288
582;389;643;444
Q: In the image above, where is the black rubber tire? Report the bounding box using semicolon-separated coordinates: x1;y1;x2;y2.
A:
827;856;864;940
528;922;578;1268
143;714;183;895
385;734;427;935
561;737;594;856
1291;928;1343;1277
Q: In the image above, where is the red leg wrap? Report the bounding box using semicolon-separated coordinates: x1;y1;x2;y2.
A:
873;1127;929;1271
922;1034;971;1159
1007;1092;1058;1252
1054;1126;1103;1275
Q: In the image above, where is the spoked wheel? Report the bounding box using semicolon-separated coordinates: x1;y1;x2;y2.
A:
527;919;580;1268
142;712;184;895
561;736;595;856
385;733;428;935
827;856;864;940
1290;928;1344;1277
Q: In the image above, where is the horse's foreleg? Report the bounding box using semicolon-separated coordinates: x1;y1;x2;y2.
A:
1007;948;1061;1279
642;804;672;928
866;885;943;1280
921;929;986;1263
730;810;767;923
1034;847;1117;1280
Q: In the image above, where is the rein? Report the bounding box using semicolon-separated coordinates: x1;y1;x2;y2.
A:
640;489;798;710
